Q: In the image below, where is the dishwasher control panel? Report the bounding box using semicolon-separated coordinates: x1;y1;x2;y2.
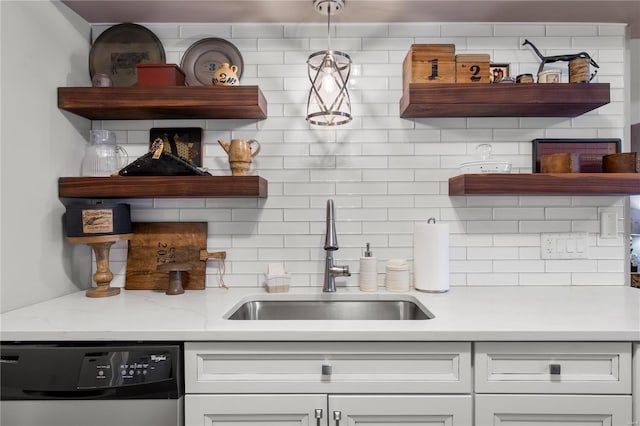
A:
77;350;174;389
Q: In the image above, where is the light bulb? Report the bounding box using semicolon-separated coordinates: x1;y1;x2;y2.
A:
322;72;335;94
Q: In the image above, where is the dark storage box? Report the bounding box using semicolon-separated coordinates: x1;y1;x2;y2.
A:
65;204;132;237
136;64;186;87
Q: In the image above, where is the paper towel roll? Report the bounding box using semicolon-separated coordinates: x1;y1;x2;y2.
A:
413;220;449;292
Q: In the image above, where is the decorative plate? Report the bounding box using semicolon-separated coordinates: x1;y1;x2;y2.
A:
89;23;166;87
180;38;244;86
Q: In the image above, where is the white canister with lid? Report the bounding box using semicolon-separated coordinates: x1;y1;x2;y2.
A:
385;259;410;292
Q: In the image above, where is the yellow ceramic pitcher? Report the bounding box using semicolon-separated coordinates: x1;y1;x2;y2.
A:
218;139;261;176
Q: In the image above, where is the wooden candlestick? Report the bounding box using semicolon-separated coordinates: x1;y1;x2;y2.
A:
66;233;133;298
157;262;192;295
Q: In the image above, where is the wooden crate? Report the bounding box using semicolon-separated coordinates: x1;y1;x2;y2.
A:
455;54;490;83
403;44;455;90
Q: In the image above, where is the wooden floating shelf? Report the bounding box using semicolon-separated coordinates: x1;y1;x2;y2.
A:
58;86;267;120
449;173;640;195
59;176;268;199
400;83;610;118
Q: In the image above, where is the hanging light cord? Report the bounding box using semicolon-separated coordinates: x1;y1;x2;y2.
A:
326;3;332;51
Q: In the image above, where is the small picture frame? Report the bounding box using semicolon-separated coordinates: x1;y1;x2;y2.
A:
149;128;203;167
489;63;510;83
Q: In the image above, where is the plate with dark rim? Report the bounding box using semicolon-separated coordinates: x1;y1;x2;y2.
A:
180;38;244;86
89;23;166;87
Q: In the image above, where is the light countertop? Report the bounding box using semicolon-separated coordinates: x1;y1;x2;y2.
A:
1;286;639;342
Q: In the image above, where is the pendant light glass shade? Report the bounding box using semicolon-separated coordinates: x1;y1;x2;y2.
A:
306;0;352;126
306;50;352;126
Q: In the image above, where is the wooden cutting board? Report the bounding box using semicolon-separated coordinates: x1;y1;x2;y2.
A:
126;222;221;290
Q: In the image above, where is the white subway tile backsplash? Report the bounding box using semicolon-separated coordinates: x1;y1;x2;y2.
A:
545;207;598;220
467;36;520;49
442;208;493;221
495;259;545;273
493;208;545;220
494;234;541;246
362;169;414;182
362;37;413;51
519;247;542;259
598;49;625;62
310;38;362;51
259;221;310;234
337;23;389;38
598;25;626;36
546;24;598;36
441;129;493;142
467;221;519;234
98;22;625;288
494;24;546;37
233;24;284;38
520;273;571;286
467;247;519;260
571;273;625;286
131;209;180;222
337;156;388;168
519;221;572;233
389;23;440;37
572;36;625;49
450;260;493;273
387;182;439;195
467;273;519;286
441;23;492;37
546;259;598;273
179;24;231;38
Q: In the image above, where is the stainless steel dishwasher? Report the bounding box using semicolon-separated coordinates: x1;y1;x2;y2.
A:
1;342;183;426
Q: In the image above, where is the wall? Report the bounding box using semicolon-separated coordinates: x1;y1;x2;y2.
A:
631;38;639;124
0;1;91;312
92;21;628;290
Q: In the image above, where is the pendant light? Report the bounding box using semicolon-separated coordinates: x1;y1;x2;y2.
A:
306;0;352;126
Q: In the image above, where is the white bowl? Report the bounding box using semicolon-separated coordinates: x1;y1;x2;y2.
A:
459;160;512;174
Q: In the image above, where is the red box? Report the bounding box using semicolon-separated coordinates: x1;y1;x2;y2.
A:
136;64;186;87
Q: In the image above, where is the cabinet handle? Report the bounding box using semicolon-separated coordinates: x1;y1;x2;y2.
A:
549;363;561;375
321;363;332;376
333;410;342;426
315;409;323;426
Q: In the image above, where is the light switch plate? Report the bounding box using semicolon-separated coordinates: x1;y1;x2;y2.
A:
599;212;617;239
541;232;589;259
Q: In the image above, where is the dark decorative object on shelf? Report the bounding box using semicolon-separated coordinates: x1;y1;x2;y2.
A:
522;38;599;81
532;138;621;173
150;127;203;167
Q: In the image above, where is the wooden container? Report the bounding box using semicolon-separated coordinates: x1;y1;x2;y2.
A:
403;44;455;91
455;54;490;83
540;153;580;173
602;152;639;173
136;64;186;87
569;57;591;83
64;203;131;237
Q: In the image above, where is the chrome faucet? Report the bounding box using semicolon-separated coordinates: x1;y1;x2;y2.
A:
323;199;351;292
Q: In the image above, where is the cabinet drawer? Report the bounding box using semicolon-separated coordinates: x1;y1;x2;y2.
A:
185;342;471;394
475;342;631;394
476;394;631;426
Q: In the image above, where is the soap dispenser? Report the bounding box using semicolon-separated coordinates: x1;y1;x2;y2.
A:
358;243;377;292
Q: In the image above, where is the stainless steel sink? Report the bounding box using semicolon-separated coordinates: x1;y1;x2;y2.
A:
226;298;434;320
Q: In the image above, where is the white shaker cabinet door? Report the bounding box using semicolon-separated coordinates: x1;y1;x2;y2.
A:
475;395;632;426
328;395;473;426
185;394;326;426
634;344;640;426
